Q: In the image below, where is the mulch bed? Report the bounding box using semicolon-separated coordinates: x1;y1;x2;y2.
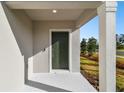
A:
80;70;99;91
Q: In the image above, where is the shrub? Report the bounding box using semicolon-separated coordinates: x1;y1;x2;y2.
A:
116;57;124;69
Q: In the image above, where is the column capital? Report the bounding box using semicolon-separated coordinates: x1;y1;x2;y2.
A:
97;1;117;15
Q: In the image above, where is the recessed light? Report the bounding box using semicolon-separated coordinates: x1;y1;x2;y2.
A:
52;10;57;13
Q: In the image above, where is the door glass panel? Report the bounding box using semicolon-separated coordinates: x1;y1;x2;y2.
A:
52;32;69;70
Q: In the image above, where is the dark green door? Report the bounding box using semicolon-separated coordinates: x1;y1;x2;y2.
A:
52;32;69;70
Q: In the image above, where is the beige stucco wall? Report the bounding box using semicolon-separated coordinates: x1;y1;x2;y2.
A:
0;3;32;91
33;21;80;73
71;28;80;72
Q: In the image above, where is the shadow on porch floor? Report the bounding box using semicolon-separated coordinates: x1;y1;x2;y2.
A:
23;73;97;92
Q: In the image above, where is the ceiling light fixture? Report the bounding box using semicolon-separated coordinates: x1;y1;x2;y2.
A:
52;10;57;13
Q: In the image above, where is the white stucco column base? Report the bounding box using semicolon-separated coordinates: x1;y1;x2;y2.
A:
97;1;117;92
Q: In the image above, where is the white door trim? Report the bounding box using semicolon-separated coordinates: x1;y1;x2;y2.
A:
49;29;72;73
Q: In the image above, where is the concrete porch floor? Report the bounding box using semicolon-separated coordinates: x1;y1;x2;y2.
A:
23;73;97;92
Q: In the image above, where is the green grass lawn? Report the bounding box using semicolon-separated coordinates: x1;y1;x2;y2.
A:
117;49;124;52
80;57;98;66
80;56;124;92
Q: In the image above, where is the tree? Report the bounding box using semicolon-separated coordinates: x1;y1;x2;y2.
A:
119;34;124;44
116;34;124;49
87;37;97;56
96;43;99;52
80;38;87;55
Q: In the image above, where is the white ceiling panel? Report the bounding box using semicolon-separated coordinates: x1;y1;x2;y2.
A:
25;9;84;21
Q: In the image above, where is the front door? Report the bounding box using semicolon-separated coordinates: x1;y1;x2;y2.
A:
51;32;69;71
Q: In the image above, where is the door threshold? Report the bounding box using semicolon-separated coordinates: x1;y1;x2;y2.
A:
51;69;70;73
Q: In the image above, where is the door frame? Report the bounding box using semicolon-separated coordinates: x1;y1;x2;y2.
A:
49;29;72;73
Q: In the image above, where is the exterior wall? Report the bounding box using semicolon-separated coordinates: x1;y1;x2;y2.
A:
0;3;32;91
33;21;80;73
71;28;80;72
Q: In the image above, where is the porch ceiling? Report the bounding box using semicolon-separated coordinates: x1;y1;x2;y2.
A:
5;1;102;10
5;1;103;26
25;9;84;21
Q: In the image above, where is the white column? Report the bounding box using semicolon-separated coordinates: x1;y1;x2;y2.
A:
97;1;117;92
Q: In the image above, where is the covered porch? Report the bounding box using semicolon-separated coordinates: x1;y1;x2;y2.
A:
0;1;117;92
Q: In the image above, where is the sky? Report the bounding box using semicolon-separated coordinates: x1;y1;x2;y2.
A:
80;1;124;41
